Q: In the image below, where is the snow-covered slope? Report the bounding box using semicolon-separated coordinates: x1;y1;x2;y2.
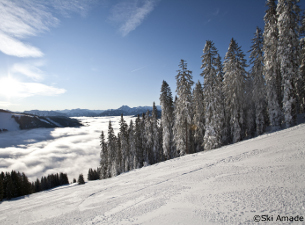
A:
0;112;20;131
0;110;82;132
1;124;305;224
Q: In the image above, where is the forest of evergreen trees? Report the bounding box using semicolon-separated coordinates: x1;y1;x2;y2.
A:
0;171;69;201
98;0;305;180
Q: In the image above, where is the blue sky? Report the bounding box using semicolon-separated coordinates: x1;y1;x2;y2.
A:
0;0;304;112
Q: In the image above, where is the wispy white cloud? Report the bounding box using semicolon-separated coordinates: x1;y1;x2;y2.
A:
110;0;158;37
0;77;66;98
0;31;44;57
212;8;220;16
205;8;221;25
0;0;57;57
0;0;92;57
11;61;45;81
50;0;95;18
131;66;146;73
19;82;66;97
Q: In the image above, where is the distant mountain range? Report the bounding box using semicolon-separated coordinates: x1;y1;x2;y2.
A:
99;105;161;117
24;105;162;118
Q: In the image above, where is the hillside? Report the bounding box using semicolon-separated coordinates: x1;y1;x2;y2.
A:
0;123;304;224
0;110;82;131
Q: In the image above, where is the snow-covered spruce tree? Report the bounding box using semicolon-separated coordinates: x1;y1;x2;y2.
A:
299;12;305;113
151;102;160;164
107;120;116;177
244;72;256;138
134;115;143;168
160;80;174;160
128;120;136;170
214;54;228;145
119;114;129;172
143;110;153;165
173;59;194;156
158;121;164;162
192;81;204;152
277;0;301;128
263;0;282;130
223;38;248;143
115;133;122;176
201;41;225;149
249;27;267;135
99;131;108;179
140;113;146;166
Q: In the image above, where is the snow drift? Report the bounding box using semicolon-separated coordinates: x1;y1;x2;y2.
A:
0;123;304;224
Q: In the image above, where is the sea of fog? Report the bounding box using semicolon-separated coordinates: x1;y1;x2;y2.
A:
0;116;135;182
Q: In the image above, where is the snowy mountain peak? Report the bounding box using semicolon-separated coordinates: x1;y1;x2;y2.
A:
118;105;132;112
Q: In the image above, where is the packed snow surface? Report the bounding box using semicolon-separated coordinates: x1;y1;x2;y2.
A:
1;123;305;224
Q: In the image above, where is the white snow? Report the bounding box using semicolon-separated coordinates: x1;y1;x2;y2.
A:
45;118;62;127
39;118;52;125
0;112;20;131
0;121;304;224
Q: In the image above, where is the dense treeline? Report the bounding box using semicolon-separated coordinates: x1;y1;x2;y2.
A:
99;0;305;180
0;171;69;201
87;168;100;181
32;172;69;193
0;171;32;201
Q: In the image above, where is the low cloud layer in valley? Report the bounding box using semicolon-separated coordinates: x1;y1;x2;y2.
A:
0;116;134;182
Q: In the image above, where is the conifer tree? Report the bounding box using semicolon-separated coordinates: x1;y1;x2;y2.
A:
173;59;194;156
249;27;267;135
215;54;228;145
128;120;136;170
299;12;305;113
107;120;116;178
78;174;85;185
140;113;146;166
151;102;160;163
192;81;205;152
143;110;153;165
134;115;143;168
21;172;31;196
88;169;93;180
277;0;300;127
115;134;122;175
158;121;164;162
160;80;174;160
223;38;248;143
99;131;108;179
119;115;129;172
5;173;13;200
201;41;225;149
244;73;256;138
264;0;282;130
